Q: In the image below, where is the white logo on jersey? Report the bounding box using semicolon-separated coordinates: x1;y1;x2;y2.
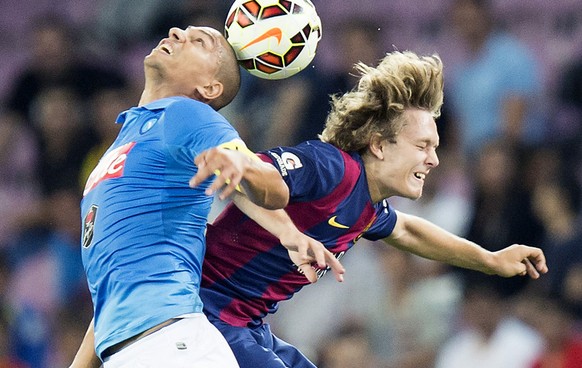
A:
281;152;303;170
270;152;288;177
83;142;136;196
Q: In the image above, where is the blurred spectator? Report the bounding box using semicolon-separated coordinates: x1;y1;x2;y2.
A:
515;292;582;368
552;54;582;144
368;246;462;368
444;0;544;157
520;144;567;197
78;85;134;188
29;85;96;195
562;265;582;322
5;189;88;368
0;111;41;249
153;1;230;34
47;306;93;368
0;251;28;368
435;280;544;368
0;314;28;368
460;139;545;296
315;320;382;368
531;304;582;368
530;168;582;319
5;14;127;123
91;0;187;48
0;251;11;322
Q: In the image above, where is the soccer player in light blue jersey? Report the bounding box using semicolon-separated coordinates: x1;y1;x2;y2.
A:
69;26;343;368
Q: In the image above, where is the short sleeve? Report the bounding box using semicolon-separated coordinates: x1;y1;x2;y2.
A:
260;141;346;201
363;199;398;240
162;99;240;154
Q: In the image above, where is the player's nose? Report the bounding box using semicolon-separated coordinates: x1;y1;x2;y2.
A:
428;149;439;168
168;27;186;41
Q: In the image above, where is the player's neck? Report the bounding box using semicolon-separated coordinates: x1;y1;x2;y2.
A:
138;84;183;106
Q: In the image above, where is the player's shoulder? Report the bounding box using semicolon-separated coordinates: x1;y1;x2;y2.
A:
263;141;352;200
303;140;362;175
156;97;231;128
294;140;346;165
263;140;355;177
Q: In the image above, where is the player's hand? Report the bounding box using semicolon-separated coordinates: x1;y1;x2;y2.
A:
190;147;251;200
280;228;345;283
491;244;548;279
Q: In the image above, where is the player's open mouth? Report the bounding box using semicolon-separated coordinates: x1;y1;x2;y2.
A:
160;45;173;55
414;172;426;180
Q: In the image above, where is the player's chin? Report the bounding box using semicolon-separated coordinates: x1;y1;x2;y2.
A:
401;184;423;200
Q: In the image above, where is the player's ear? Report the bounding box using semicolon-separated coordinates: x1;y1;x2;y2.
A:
194;80;224;102
369;133;385;160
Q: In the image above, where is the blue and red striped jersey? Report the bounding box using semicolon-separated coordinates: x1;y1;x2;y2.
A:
201;140;397;327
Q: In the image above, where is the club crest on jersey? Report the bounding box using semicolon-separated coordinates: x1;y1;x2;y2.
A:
281;152;302;170
83;142;136;196
140;118;158;134
82;205;98;248
354;217;376;242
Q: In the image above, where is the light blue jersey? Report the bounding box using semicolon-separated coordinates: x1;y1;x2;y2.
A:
80;97;241;359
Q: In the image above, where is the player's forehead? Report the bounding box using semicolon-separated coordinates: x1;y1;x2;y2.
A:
186;26;224;40
399;109;439;142
186;25;231;55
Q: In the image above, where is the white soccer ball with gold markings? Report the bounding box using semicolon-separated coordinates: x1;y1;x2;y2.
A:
225;0;322;80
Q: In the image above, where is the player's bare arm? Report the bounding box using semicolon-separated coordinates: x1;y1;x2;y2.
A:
384;210;548;278
69;319;101;368
190;146;289;210
232;193;345;282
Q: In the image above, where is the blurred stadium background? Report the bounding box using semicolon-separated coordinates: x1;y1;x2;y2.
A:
0;1;581;367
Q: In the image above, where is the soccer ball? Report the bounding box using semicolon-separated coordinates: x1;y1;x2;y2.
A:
225;0;322;80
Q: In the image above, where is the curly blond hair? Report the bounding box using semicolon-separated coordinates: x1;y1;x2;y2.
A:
320;51;444;153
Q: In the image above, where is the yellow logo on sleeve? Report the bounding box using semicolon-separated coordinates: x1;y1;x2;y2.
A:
213;139;260;193
218;140;261;161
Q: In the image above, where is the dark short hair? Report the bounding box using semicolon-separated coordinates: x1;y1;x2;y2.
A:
210;38;241;110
